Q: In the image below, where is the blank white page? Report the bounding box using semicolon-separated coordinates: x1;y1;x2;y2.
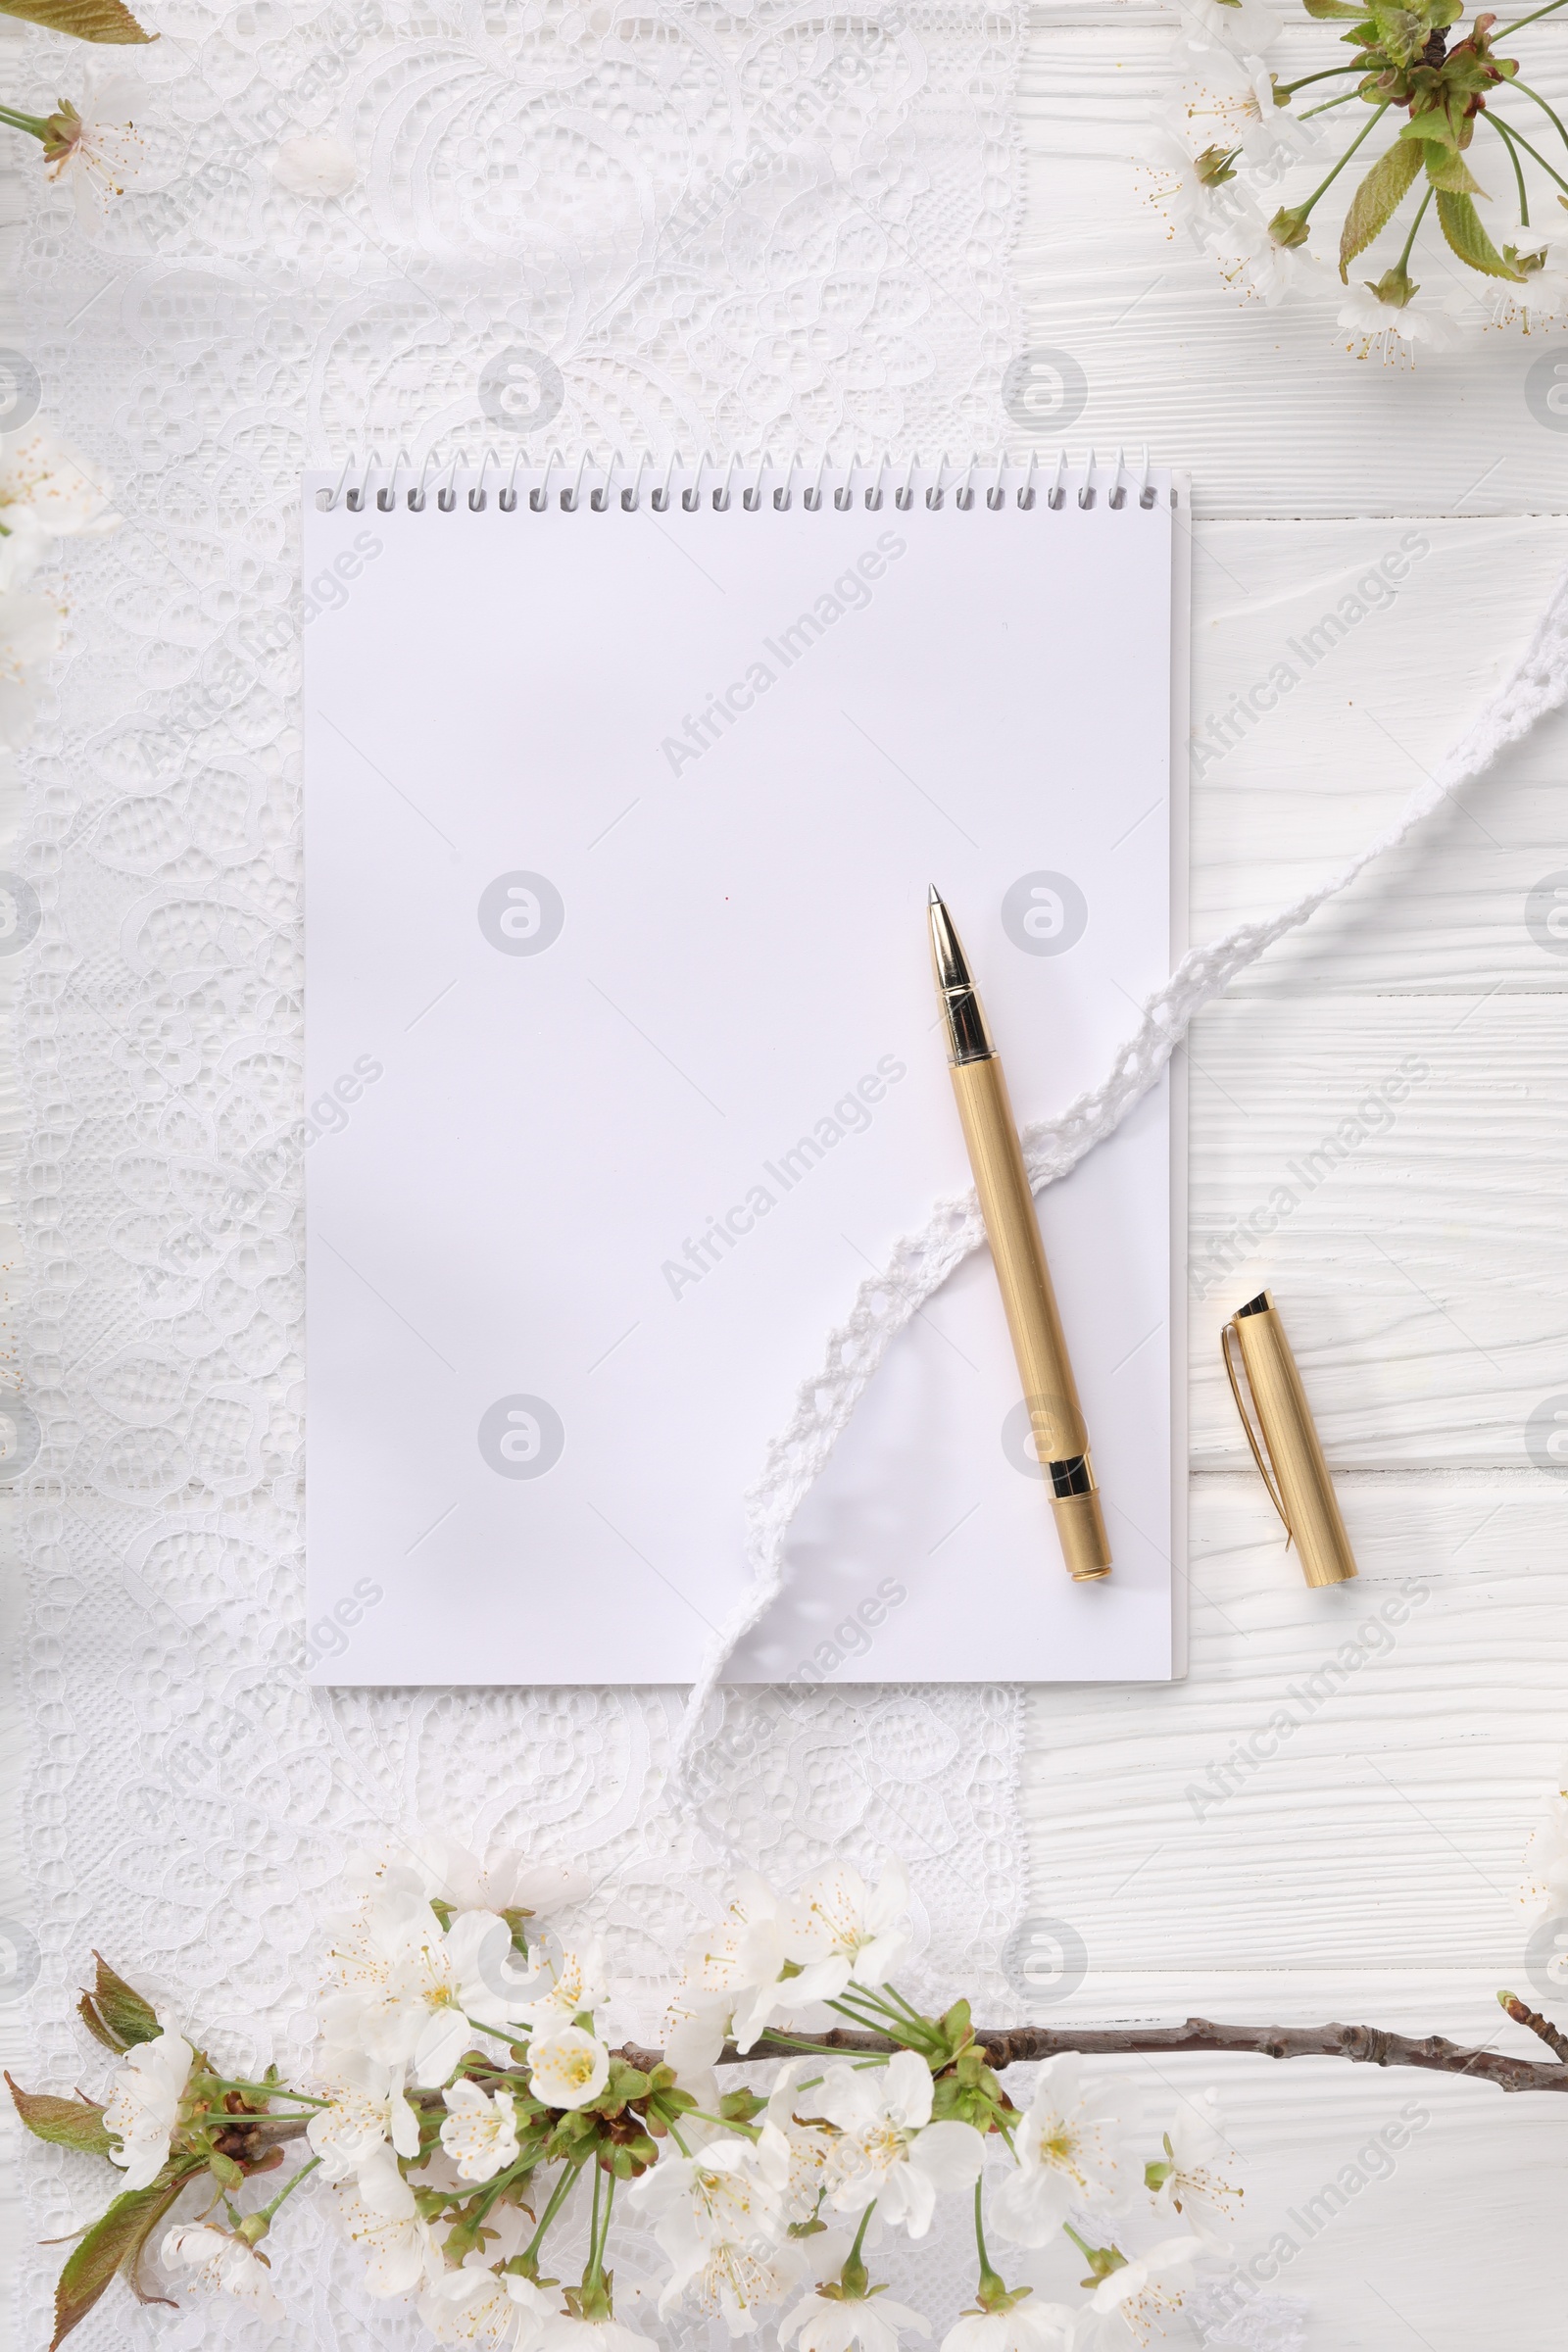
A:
302;461;1186;1688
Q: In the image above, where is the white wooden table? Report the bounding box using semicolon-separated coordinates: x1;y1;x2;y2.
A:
1013;15;1568;2344
4;16;1568;2346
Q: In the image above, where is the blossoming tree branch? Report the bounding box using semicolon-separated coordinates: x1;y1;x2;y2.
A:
11;1852;1568;2352
1152;0;1568;350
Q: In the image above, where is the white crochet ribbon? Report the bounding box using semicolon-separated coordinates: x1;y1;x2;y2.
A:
672;551;1568;1786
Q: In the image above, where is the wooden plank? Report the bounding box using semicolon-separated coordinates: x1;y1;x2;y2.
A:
1187;519;1568;991
1184;992;1568;1463
1024;1479;1566;1968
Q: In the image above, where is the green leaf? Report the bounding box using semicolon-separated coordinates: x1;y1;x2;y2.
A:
74;1996;124;2057
51;2176;189;2348
1399;104;1461;151
0;0;154;38
1339;137;1423;276
5;2077;114;2155
1303;0;1370;17
81;1956;160;2052
1436;187;1525;275
1423;143;1484;193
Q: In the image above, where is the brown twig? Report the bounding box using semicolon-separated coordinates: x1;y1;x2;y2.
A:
635;2017;1568;2095
230;2014;1568;2150
1499;1991;1568;2062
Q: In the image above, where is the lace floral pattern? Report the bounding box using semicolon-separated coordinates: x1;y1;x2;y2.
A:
10;4;1028;2345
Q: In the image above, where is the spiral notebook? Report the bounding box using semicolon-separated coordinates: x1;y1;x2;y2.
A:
302;456;1189;1688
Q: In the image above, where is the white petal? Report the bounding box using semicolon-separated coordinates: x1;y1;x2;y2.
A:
881;2049;935;2130
909;2120;986;2191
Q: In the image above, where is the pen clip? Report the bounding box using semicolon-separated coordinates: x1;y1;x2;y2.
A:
1221;1319;1294;1549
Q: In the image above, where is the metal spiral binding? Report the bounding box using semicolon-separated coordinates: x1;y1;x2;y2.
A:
315;445;1173;514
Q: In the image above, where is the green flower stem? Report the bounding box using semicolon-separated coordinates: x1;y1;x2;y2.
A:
1277;65;1369;95
756;2031;877;2059
1498;0;1568;32
1490;115;1568;197
523;2156;584;2265
879;1984;939;2033
1396;185;1433;270
583;2166;615;2292
1512;80;1568;157
1298;87;1368;122
842;2197;878;2295
683;2108;762;2141
0;105;53;138
1492;115;1531;223
972;2177;1004;2300
257;2154;321;2224
825;1988;942;2055
1294;102;1390;219
474;2155;543;2225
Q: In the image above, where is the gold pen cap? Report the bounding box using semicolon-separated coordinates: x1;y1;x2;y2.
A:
1221;1291;1357;1588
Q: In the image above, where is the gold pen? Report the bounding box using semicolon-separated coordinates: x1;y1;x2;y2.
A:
928;887;1112;1581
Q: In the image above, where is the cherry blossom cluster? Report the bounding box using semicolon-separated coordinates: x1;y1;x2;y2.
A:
12;1846;1245;2352
1149;0;1568;358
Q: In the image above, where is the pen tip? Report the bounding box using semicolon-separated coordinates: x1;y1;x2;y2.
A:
927;883;942;907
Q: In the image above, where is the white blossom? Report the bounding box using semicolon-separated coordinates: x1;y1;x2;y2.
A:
781;2291;932;2352
1223;216;1330;307
664;1874;841;2067
766;2057;844;2228
409;1840;593;1923
41;78;148;225
103;2023;194;2191
1170;51;1313;180
442;2078;521;2180
323;1884;533;2087
1144;122;1260;255
514;1939;609;2033
1148;2091;1241;2249
337;2140;434;2296
0;423;119;594
527;2024;610;2110
307;2047;420;2180
1232;56;1316;168
1170;0;1281;63
813;2050;986;2238
941;2303;1075;2352
784;1859;913;1996
418;2266;558;2346
1338;276;1469;357
533;2315;655;2352
991;2056;1127;2247
676;2242;802;2335
161;2223;282;2315
1072;2237;1202;2349
631;2125;793;2328
1485;241;1568;330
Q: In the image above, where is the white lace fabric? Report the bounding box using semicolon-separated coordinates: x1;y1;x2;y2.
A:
11;6;1031;2347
